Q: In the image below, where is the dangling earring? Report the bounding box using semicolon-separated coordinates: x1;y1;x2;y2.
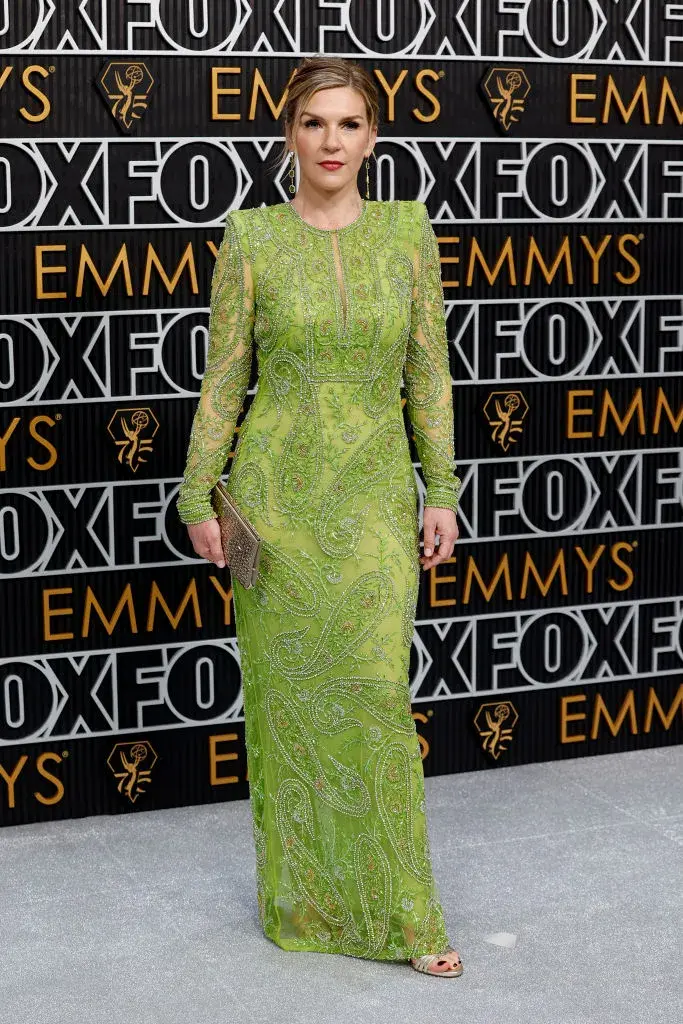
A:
288;150;296;195
365;155;371;200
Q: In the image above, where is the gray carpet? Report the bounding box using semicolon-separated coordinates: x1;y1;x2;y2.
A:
1;745;681;1024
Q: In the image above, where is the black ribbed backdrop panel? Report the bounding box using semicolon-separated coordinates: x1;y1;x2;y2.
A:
1;3;681;825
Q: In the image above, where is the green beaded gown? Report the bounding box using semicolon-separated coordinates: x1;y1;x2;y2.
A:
177;198;461;961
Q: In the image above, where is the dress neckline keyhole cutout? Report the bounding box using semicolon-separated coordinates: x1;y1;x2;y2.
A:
330;231;348;334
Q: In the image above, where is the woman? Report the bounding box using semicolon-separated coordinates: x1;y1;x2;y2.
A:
177;55;463;978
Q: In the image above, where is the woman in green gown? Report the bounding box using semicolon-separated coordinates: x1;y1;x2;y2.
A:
177;56;463;977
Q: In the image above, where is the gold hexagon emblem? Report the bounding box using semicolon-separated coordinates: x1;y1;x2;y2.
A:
97;61;155;132
483;390;529;452
481;67;531;132
107;407;159;472
473;701;518;760
107;740;158;803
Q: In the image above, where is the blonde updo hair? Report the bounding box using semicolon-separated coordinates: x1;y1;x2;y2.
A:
278;55;379;163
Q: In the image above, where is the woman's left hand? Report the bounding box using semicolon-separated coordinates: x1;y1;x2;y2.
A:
419;506;459;570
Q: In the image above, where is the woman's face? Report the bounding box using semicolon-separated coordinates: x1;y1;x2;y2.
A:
289;86;377;195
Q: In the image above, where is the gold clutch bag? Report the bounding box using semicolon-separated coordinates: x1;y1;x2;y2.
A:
211;481;262;589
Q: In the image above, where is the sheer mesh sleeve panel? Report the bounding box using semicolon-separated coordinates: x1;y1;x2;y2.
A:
176;213;255;525
404;202;461;514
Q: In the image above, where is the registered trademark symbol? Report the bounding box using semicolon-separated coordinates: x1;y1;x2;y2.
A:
438;70;445;77
639;234;644;240
55;413;62;420
62;751;69;757
427;709;434;716
49;66;55;74
632;541;638;547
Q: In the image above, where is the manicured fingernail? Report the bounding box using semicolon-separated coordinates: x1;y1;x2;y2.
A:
424;548;432;556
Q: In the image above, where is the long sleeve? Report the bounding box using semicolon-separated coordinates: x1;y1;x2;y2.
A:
404;201;461;513
176;212;255;524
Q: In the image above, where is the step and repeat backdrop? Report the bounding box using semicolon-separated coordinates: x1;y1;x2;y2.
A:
1;2;682;825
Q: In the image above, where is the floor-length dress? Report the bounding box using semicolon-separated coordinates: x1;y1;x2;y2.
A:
177;198;462;961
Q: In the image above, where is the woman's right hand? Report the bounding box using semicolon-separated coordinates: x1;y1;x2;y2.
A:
186;518;226;568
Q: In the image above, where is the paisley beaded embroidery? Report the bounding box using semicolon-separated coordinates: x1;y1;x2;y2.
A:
177;199;460;961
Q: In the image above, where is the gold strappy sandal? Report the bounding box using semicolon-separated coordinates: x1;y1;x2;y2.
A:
410;946;464;977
